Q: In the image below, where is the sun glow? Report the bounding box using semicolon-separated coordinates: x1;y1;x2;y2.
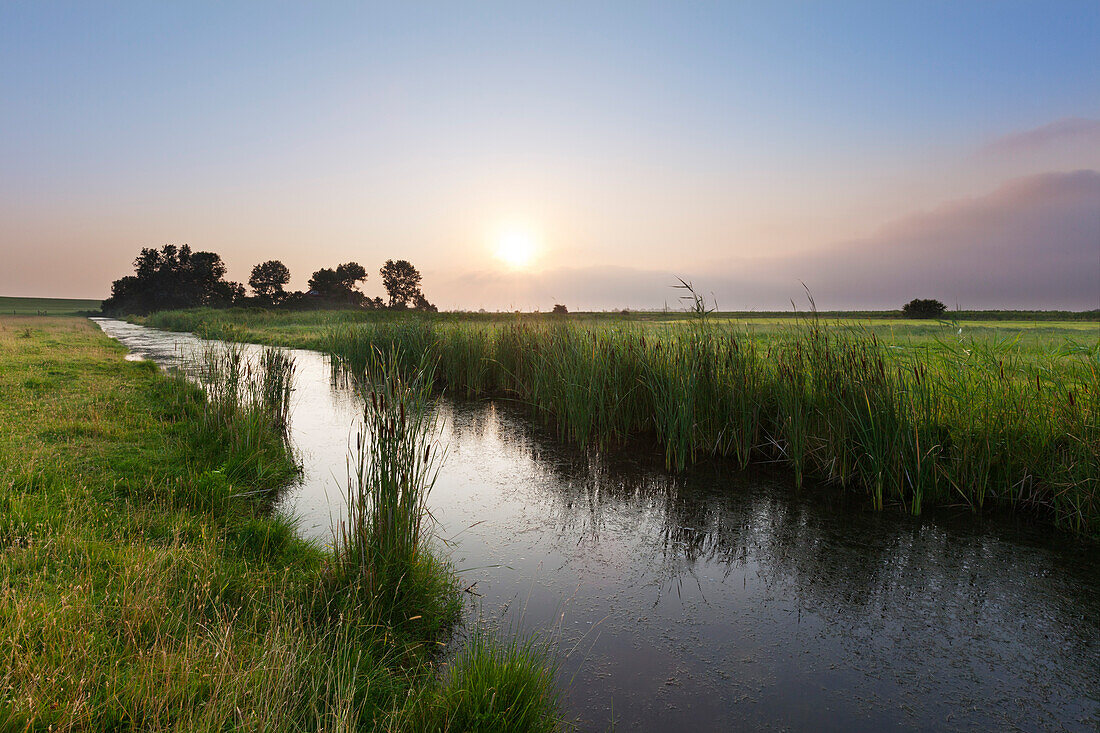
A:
493;227;539;269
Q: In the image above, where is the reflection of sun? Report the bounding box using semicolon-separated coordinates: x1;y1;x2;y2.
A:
494;227;538;269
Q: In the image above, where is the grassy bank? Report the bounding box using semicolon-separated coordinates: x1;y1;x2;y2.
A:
143;309;1100;538
0;317;561;730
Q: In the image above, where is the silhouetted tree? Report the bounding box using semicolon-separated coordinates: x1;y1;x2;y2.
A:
902;298;947;319
102;244;243;314
552;304;568;314
379;259;422;308
413;292;437;312
307;268;339;295
308;262;367;305
248;260;291;304
336;262;367;291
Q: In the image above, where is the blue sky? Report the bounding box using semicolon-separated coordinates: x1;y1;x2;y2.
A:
2;2;1098;308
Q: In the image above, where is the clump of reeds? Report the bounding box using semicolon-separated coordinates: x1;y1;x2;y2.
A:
189;343;298;494
416;629;563;732
333;348;450;610
326;348;566;728
196;343;295;427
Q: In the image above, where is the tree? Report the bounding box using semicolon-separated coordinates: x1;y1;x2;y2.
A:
413;292;437;312
335;262;367;292
308;262;367;304
902;298;947;319
307;268;340;296
379;259;422;308
552;304;568;314
102;244;243;314
249;260;291;303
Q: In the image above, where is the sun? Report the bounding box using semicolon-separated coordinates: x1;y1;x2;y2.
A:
494;227;538;269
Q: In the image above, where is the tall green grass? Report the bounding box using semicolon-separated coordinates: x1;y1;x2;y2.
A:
412;630;563;732
322;346;563;728
306;316;1098;537
1;318;564;730
190;343;299;496
331;349;456;628
1;320;381;729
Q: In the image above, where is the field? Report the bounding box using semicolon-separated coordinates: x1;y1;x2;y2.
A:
143;308;1100;538
0;295;103;315
0;316;559;731
137;306;1098;349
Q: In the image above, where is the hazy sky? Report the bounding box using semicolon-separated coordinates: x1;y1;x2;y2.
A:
2;1;1098;310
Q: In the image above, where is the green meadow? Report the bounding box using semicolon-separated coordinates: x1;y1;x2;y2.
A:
0;316;560;731
0;295;103;315
144;307;1100;537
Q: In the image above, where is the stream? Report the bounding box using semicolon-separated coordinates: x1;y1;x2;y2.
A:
92;317;1100;732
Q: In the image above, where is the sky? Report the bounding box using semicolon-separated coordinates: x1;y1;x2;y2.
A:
2;1;1098;310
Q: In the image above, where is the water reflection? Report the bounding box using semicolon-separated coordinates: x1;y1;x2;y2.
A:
432;402;1100;732
93;319;1100;733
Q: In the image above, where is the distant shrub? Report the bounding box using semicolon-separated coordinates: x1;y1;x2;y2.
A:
902;298;947;319
552;304;568;314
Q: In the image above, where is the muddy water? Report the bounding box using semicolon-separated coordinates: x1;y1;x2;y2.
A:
93;318;1100;732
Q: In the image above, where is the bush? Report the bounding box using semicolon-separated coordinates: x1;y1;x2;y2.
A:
902;298;947;319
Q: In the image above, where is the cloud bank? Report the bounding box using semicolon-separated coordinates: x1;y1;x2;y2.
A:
433;170;1100;311
982;118;1100;156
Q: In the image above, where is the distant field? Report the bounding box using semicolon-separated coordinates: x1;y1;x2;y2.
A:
134;306;1100;351
0;295;102;314
607;309;1100;322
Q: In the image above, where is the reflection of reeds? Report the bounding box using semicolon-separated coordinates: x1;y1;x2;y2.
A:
316;319;1098;537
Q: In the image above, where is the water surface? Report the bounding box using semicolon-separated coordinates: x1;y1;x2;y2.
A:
93;318;1100;732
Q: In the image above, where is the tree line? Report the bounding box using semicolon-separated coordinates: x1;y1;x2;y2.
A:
102;244;436;315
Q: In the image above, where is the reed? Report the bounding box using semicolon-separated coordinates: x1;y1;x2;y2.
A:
423;629;562;732
312;317;1098;537
325;347;566;728
139;308;1100;536
190;343;299;495
335;349;444;597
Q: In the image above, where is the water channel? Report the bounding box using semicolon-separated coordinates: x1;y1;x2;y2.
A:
92;318;1100;732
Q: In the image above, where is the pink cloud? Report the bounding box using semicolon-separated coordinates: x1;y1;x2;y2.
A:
981;118;1100;156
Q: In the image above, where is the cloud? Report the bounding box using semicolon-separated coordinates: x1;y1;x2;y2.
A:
981;117;1100;156
783;170;1100;309
431;171;1100;311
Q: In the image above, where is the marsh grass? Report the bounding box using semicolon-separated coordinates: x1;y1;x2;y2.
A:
331;349;458;628
0;318;564;730
189;343;300;497
141;309;1100;535
299;315;1099;537
416;630;563;732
